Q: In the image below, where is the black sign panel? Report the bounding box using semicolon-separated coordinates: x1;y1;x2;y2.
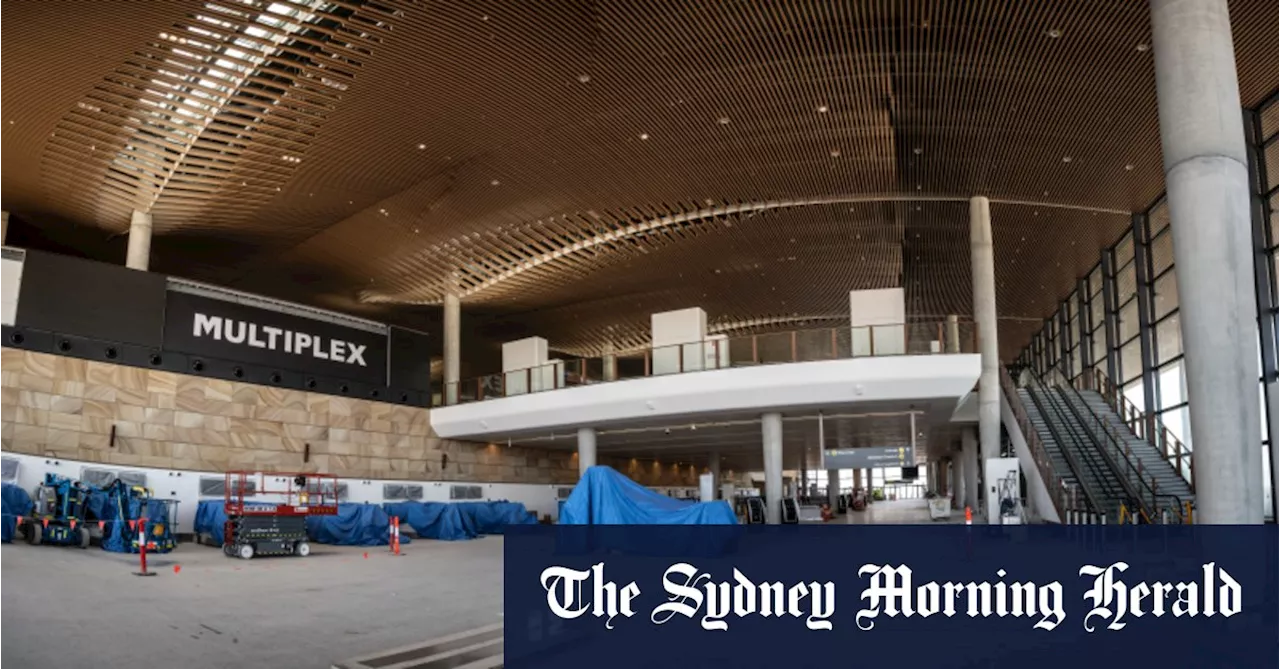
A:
389;326;433;393
163;291;388;385
15;251;166;347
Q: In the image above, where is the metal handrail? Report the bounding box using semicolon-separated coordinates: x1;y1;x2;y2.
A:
1019;368;1113;515
444;320;979;405
998;366;1081;519
1076;369;1195;491
1051;367;1188;523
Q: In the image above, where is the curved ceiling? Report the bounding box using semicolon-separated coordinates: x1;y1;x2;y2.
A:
2;0;1276;363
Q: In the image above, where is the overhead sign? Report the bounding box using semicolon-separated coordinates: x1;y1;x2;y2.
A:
822;445;914;470
163;291;388;386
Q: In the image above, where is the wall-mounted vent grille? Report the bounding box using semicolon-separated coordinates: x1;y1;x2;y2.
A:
119;471;147;488
450;485;483;500
318;481;348;501
199;477;225;497
403;484;423;501
383;483;406;500
556;487;574;500
81;467;118;488
1;457;19;484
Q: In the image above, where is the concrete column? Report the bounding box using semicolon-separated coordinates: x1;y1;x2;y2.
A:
827;468;840;509
952;453;965;510
945;314;960;353
602;342;618;381
969;196;1001;505
1;211;9;245
708;448;721;499
443;291;461;405
1151;0;1264;524
762;412;783;524
962;428;980;515
577;427;597;476
126;210;153;271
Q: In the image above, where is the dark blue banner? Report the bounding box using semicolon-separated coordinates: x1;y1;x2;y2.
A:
505;525;1278;669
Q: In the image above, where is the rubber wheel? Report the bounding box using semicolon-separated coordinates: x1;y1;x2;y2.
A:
238;543;254;560
78;527;91;549
26;522;42;546
294;541;311;557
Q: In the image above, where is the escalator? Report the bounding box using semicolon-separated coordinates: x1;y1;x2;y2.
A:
1014;368;1191;523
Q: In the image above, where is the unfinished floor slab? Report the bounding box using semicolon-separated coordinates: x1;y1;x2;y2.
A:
1;538;505;669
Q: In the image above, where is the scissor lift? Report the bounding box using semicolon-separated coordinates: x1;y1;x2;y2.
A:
222;471;338;560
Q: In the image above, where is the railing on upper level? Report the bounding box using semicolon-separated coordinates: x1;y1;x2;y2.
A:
444;320;979;405
1074;368;1195;492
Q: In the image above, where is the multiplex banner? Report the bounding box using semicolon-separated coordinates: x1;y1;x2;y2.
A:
163;290;388;386
504;525;1278;669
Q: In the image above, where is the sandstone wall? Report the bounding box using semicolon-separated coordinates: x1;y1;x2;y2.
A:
1;349;698;487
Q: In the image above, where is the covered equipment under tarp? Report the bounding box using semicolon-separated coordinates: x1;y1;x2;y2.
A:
2;483;33;543
559;466;738;525
383;502;475;541
453;501;537;534
194;499;275;546
88;483;178;554
307;503;410;547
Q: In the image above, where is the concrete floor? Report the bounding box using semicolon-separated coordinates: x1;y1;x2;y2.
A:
1;537;504;669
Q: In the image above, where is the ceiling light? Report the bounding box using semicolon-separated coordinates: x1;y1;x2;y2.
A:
816;105;829;113
639;133;649;140
1045;28;1063;38
717;116;731;125
913;147;923;155
1062;156;1072;163
1124;164;1135;171
490;180;501;186
1136;43;1149;52
577;74;591;83
417;143;426;150
829;149;840;157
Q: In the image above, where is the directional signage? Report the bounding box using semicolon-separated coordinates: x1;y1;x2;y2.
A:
822;445;914;469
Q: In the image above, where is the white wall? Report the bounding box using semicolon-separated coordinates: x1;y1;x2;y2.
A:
849;288;906;356
1;452;573;532
2;254;23;326
651;307;707;347
432;353;982;439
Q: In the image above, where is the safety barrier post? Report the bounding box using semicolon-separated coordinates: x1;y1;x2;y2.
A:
135;519;155;577
964;506;972;526
390;516;401;556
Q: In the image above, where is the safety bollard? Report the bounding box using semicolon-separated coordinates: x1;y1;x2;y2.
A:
964;506;972;526
390;516;402;556
134;519;155;577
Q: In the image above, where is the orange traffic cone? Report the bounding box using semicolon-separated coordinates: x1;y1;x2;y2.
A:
964;506;973;526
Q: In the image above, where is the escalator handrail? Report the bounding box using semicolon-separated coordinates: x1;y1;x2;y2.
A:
1047;366;1187;523
998;367;1080;518
1015;369;1107;514
1075;369;1195;491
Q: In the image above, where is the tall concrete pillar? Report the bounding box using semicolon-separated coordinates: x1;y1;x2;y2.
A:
969;196;1000;509
443;290;461;405
962;428;980;515
827;468;840;509
852;469;862;490
1151;0;1263;524
602;341;618;381
577;427;597;476
762;412;783;524
126;210;153;271
953;452;965;510
708;447;721;499
945;314;960;353
1;211;9;245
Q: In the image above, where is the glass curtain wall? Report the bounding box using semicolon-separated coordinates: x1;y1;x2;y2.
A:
1016;94;1279;521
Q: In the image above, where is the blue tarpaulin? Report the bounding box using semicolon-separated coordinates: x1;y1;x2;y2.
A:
307;503;409;547
383;502;475;540
194;500;274;546
2;483;33;543
453;501;537;535
559;466;738;525
87;487;177;553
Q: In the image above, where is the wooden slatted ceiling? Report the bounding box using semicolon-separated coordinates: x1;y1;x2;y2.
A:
1;0;1276;362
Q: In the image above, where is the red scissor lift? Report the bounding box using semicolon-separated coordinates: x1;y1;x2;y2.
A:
223;471;338;560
